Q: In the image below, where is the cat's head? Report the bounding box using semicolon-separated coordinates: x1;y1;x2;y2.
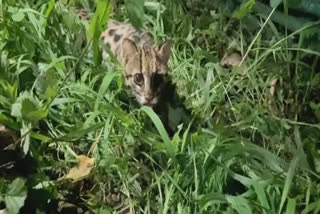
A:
122;39;172;107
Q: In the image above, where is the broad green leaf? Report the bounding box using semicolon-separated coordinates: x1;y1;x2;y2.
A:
6;178;26;196
226;195;252;214
299;0;320;17
35;69;58;100
141;106;175;159
285;198;296;214
11;103;22;118
286;0;302;8
233;0;255;20
125;0;145;28
11;92;48;122
287;0;320;17
5;178;27;214
11;10;24;22
270;0;282;8
21;99;48;122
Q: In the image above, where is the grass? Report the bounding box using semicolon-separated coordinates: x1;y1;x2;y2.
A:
1;0;320;213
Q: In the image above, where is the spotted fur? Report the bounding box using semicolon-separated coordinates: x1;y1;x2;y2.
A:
101;19;172;107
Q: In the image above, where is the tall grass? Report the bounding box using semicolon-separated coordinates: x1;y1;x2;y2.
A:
0;0;320;213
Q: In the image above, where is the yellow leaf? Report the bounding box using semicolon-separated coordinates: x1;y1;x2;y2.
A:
65;155;94;181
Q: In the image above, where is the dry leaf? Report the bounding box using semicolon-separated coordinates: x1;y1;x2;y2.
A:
221;52;242;68
270;78;278;96
65;155;94;181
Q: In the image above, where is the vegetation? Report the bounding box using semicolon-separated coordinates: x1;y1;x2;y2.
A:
1;0;320;213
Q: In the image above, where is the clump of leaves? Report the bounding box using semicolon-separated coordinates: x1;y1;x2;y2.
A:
0;178;27;214
1;0;320;213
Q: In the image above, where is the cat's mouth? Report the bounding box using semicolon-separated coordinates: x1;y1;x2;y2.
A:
141;99;156;108
136;95;158;108
144;102;155;108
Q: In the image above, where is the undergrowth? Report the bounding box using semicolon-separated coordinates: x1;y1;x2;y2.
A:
1;0;320;213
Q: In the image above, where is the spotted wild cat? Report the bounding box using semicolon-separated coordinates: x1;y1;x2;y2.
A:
101;19;172;107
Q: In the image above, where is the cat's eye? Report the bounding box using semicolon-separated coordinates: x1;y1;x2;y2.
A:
134;74;144;85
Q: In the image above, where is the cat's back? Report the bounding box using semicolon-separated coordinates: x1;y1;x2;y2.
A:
101;19;153;60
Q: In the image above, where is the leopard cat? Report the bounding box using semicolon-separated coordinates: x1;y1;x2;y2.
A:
101;19;172;108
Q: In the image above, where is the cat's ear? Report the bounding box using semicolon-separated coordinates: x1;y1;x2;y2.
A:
122;39;139;63
157;40;172;63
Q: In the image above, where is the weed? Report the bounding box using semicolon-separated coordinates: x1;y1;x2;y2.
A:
1;0;320;213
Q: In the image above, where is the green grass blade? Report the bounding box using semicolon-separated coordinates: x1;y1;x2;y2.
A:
94;71;117;111
253;181;270;213
57;121;105;141
226;195;253;214
278;157;299;214
141;106;175;159
88;0;111;65
285;198;296;214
